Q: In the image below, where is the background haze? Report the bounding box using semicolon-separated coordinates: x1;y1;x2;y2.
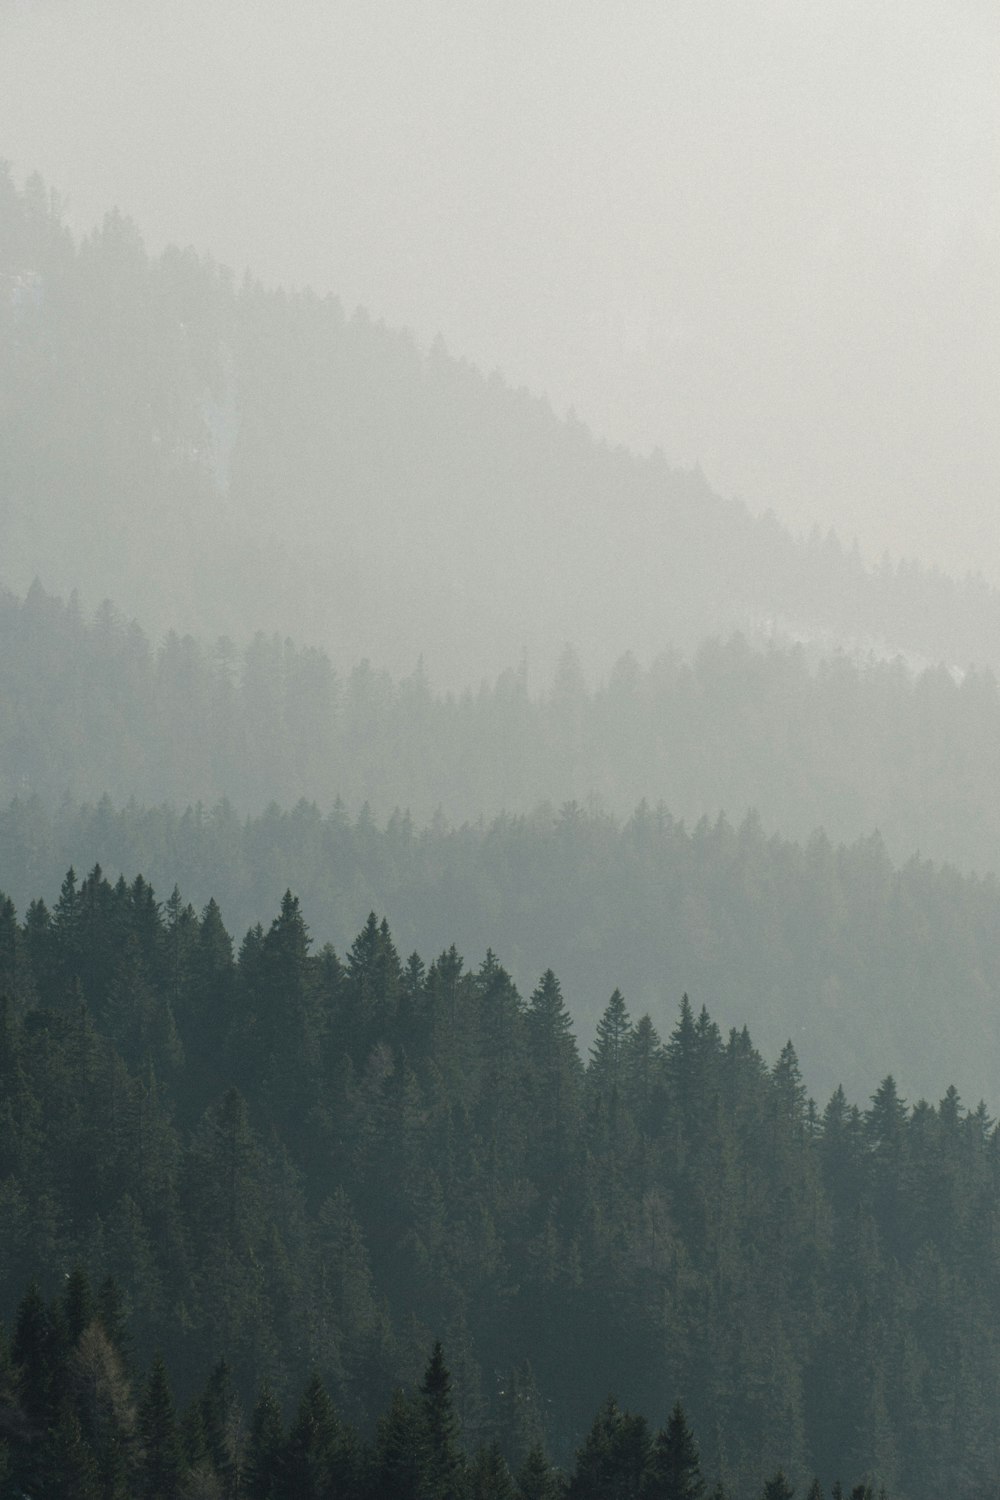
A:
2;0;998;583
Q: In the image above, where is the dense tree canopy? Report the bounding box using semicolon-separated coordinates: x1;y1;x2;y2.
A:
2;790;1000;1104
0;873;998;1495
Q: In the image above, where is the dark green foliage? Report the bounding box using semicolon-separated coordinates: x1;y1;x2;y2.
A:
244;1386;283;1500
525;970;582;1188
64;1268;94;1346
0;880;993;1495
12;1281;64;1433
760;1476;795;1500
567;1395;649;1499
0;1319;892;1500
274;1372;340;1500
68;1318;136;1500
12;786;1000;1106
137;1354;182;1500
469;1440;517;1500
516;1445;564;1500
419;1342;464;1500
199;1360;240;1497
642;1403;705;1500
371;1388;424;1500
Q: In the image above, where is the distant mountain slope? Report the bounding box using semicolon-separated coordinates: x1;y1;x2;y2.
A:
2;167;999;684
3;582;1000;876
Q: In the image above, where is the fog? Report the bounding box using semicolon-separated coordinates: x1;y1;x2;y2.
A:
2;0;997;583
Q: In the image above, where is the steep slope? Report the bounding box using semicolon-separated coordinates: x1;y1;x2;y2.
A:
3;168;999;685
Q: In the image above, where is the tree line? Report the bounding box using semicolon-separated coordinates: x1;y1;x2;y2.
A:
3;787;1000;1106
5;581;1000;877
0;1278;882;1500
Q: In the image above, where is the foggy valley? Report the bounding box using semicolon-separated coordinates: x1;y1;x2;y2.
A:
1;4;999;1497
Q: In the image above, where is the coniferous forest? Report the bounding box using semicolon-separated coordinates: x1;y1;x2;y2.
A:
2;126;1000;1499
1;870;999;1497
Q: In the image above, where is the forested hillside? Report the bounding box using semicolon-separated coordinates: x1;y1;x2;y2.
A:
1;869;998;1497
0;1305;870;1500
5;159;1000;1500
4;581;1000;876
3;168;999;684
3;798;1000;1106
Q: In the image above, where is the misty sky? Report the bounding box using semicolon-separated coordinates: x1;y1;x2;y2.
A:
1;0;998;583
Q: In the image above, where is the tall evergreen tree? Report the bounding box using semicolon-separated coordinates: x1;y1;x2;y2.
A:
137;1354;182;1500
525;970;582;1190
420;1342;464;1500
642;1403;706;1500
516;1444;563;1500
371;1387;424;1500
244;1386;283;1500
759;1475;794;1500
469;1440;517;1500
568;1394;649;1500
274;1372;340;1500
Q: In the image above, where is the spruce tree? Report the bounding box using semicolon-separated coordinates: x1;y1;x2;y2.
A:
137;1353;182;1500
64;1266;94;1346
642;1402;705;1500
244;1386;283;1500
516;1444;563;1500
372;1387;424;1500
12;1282;62;1433
525;970;582;1187
68;1321;136;1500
469;1440;517;1500
760;1473;794;1500
274;1372;340;1500
568;1394;649;1499
420;1342;464;1500
199;1359;240;1498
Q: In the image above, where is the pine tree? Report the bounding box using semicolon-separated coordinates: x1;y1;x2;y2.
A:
420;1342;464;1500
475;951;527;1180
587;989;632;1145
469;1440;517;1500
372;1387;424;1500
68;1320;136;1500
516;1444;563;1500
95;1278;131;1365
199;1359;241;1499
345;911;404;1061
64;1266;95;1345
568;1394;649;1499
41;1398;101;1499
137;1353;182;1500
642;1402;705;1500
771;1042;807;1134
494;1362;546;1475
274;1372;340;1500
759;1472;794;1500
0;894;25;1008
244;1386;283;1500
12;1281;62;1433
525;970;582;1188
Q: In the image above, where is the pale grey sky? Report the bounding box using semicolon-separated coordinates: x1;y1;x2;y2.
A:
2;0;998;580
